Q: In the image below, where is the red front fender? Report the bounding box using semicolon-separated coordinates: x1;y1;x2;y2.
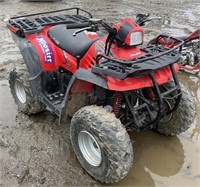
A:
106;64;179;91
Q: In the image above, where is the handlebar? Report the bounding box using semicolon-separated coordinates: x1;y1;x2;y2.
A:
67;14;161;37
135;13;161;26
66;18;116;36
66;22;90;29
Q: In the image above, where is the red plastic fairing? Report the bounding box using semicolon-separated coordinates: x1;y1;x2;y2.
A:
79;45;97;69
8;25;17;33
113;18;144;46
110;43;145;60
78;36;178;91
70;79;93;94
59;51;77;73
78;32;107;69
107;64;179;91
185;28;200;42
25;27;73;71
81;37;145;64
86;31;101;40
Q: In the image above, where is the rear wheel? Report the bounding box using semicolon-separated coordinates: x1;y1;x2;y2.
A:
9;66;46;115
70;105;133;183
154;81;196;135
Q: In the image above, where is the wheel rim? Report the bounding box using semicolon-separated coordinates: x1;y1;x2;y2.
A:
78;130;102;167
15;80;26;104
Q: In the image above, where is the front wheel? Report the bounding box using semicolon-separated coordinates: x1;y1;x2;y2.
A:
154;81;196;136
70;105;133;183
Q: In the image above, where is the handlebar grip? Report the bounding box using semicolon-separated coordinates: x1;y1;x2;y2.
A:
66;22;90;29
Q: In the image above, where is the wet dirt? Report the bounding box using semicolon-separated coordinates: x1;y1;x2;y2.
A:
0;0;200;186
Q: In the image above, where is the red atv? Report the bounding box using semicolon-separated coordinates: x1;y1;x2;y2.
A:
148;21;200;73
7;8;195;183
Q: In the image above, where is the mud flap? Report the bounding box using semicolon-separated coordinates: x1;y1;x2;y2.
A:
59;68;108;125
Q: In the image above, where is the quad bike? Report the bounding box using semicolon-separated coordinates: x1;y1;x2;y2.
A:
7;8;195;183
146;15;200;74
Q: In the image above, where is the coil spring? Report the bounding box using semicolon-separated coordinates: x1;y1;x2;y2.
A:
143;87;155;100
113;92;123;118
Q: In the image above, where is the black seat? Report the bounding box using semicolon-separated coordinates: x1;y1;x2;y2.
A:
48;25;100;59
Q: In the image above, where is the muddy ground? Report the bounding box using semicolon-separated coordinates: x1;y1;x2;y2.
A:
0;0;200;186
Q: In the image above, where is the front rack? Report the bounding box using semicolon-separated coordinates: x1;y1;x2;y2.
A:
8;7;92;35
92;40;183;79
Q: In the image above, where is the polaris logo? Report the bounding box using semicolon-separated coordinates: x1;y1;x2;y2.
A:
36;37;54;64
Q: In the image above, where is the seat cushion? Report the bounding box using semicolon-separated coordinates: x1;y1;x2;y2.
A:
48;25;100;59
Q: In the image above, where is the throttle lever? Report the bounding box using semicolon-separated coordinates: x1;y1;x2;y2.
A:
135;13;161;26
73;19;102;36
73;26;92;36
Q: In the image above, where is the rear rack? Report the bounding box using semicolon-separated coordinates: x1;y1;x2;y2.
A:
92;43;183;79
8;7;92;35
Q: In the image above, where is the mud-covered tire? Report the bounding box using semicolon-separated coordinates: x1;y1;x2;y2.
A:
70;105;133;183
154;81;196;136
9;66;46;115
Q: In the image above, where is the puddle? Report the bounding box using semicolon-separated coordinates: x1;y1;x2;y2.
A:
0;69;199;187
115;131;185;186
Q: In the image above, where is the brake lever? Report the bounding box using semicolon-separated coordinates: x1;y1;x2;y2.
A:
135;13;149;25
73;26;92;36
138;16;161;26
146;16;162;22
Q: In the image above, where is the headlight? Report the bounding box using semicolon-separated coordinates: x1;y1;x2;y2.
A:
114;18;144;47
129;32;143;46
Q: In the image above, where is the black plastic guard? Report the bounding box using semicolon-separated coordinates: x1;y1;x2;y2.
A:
59;68;107;125
11;32;43;98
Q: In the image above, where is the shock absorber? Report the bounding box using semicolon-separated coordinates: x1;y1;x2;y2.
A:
143;87;155;100
113;92;123;118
